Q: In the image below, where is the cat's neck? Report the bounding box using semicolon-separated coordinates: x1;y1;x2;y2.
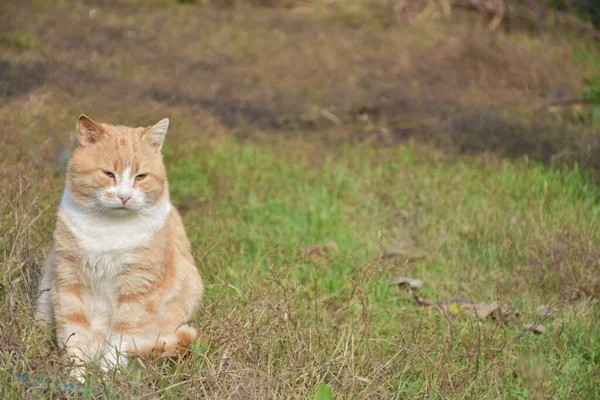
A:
60;187;172;253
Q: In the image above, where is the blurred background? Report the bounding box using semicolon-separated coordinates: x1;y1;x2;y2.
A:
1;1;600;398
1;0;599;169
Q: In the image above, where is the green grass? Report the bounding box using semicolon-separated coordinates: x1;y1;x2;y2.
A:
171;140;600;398
4;138;598;398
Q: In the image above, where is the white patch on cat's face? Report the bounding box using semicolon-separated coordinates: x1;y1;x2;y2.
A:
100;167;148;212
116;168;134;202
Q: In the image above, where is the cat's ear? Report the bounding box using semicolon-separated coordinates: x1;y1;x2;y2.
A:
77;114;105;148
142;118;169;151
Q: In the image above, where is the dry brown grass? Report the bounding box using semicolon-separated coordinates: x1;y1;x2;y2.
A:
527;229;600;299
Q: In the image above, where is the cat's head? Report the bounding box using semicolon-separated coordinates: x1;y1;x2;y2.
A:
66;115;170;213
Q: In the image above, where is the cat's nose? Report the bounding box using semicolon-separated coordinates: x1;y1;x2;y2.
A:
118;194;131;205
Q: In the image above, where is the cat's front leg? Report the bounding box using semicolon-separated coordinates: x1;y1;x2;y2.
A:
35;250;57;326
52;280;103;381
101;285;160;370
99;334;130;372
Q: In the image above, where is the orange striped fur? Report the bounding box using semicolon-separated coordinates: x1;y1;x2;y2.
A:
35;115;203;381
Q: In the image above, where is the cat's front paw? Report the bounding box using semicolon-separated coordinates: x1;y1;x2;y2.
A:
99;341;129;373
69;365;86;384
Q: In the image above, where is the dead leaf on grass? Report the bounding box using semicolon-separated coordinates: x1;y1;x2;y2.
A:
437;299;516;320
536;305;556;318
411;295;518;322
390;277;423;289
439;298;471;315
415;296;436;306
524;323;547;334
380;250;403;259
469;301;499;319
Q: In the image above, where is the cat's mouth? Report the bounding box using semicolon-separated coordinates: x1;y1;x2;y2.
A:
111;205;132;212
107;201;141;212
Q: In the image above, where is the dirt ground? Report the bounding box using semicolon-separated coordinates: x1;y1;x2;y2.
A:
1;0;599;173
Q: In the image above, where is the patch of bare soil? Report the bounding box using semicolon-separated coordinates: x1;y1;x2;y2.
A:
1;0;598;170
0;60;46;99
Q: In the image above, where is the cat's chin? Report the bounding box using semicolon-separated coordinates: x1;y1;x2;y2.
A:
107;205;138;214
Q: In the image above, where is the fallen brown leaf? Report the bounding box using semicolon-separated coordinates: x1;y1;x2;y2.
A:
380;250;404;259
415;296;436;306
437;299;516;321
524;323;547;334
439;298;472;315
469;301;499;319
390;277;423;289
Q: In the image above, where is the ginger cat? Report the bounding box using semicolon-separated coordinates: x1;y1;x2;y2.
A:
35;115;203;380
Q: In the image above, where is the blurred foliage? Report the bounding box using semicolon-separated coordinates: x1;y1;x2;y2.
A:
550;0;600;28
0;32;41;52
583;77;600;104
175;0;600;28
176;0;297;6
583;76;600;123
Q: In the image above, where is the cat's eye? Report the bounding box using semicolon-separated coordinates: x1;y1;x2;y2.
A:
135;174;148;181
103;171;115;179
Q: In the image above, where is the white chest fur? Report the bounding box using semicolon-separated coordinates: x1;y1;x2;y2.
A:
60;188;171;284
61;189;171;253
